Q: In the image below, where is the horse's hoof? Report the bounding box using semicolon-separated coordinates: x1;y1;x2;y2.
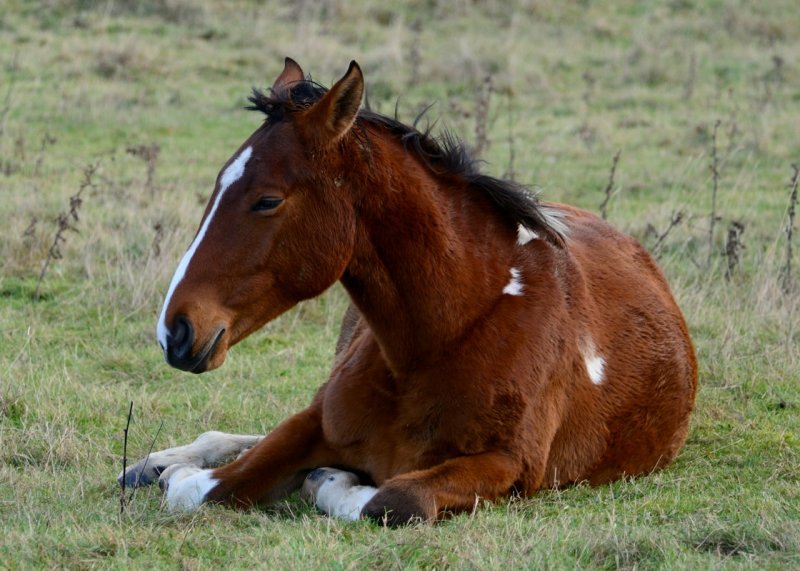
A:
361;487;433;527
117;464;165;488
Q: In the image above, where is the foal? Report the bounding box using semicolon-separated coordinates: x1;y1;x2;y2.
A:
120;58;697;525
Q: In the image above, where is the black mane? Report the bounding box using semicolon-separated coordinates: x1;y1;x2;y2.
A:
247;81;328;124
247;82;562;244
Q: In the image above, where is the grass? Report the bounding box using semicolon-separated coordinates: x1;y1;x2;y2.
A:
1;0;799;568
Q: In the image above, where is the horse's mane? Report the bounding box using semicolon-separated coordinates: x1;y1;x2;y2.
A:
247;81;563;244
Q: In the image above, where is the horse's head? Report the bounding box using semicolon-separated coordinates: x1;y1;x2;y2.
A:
157;58;364;373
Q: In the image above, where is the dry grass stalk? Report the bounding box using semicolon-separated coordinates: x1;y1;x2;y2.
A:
652;210;685;259
408;18;422;86
724;221;745;281
581;70;596;107
2;156;18;176
473;75;493;158
33;133;57;176
151;222;164;258
707;119;722;267
599;150;622;220
14;133;26;161
127;143;160;194
22;216;37;243
128;420;164;501
120;401;133;515
0;52;17;141
684;52;696;101
783;164;799;293
33;161;98;301
504;91;516;182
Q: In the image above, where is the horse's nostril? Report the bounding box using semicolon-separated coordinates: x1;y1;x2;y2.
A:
168;316;194;360
172;316;191;345
164;317;223;373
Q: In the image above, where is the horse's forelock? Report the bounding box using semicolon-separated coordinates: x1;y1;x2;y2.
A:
246;81;329;124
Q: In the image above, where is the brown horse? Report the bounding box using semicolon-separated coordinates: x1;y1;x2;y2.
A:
120;58;697;525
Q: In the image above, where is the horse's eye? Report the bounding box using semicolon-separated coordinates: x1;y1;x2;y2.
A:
251;197;284;212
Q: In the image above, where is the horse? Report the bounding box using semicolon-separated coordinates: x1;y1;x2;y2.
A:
119;58;697;525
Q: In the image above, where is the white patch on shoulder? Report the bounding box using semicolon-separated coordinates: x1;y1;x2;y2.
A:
586;355;606;385
517;225;540;246
307;469;378;521
503;267;524;296
156;146;253;352
166;467;218;513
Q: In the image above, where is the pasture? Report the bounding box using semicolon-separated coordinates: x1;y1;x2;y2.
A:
1;1;798;568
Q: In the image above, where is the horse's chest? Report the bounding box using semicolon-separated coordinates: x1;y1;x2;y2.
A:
321;365;496;455
320;357;397;448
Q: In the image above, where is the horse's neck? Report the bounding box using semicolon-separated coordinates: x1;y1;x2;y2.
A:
341;140;515;375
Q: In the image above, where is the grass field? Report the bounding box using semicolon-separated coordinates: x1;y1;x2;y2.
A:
1;1;799;568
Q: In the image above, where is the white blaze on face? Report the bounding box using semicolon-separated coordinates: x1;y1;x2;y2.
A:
156;146;253;352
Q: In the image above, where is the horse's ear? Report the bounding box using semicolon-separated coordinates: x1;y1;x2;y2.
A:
300;60;363;145
272;57;305;97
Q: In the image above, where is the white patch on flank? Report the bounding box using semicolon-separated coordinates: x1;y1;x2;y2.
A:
306;469;378;521
503;267;524;296
156;146;253;352
582;339;605;385
166;467;218;512
517;225;540;245
586;354;606;385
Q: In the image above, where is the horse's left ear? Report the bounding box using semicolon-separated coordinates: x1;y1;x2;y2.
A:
272;57;305;98
301;61;364;146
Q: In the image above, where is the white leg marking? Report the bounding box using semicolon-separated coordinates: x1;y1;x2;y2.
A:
517;225;540;245
302;468;378;521
156;146;254;351
502;267;524;296
118;431;262;487
164;466;218;513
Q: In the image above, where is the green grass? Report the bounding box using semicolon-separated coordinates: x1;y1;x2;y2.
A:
1;0;799;568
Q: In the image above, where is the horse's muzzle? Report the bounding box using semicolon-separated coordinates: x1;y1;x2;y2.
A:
165;316;224;374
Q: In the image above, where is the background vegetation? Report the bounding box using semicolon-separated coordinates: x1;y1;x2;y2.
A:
1;0;798;568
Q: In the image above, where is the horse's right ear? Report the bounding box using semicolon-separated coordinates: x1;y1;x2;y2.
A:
271;57;305;97
299;61;364;147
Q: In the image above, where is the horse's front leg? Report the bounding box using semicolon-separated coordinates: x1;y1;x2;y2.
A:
364;452;520;526
162;406;332;512
301;452;521;525
118;431;262;487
